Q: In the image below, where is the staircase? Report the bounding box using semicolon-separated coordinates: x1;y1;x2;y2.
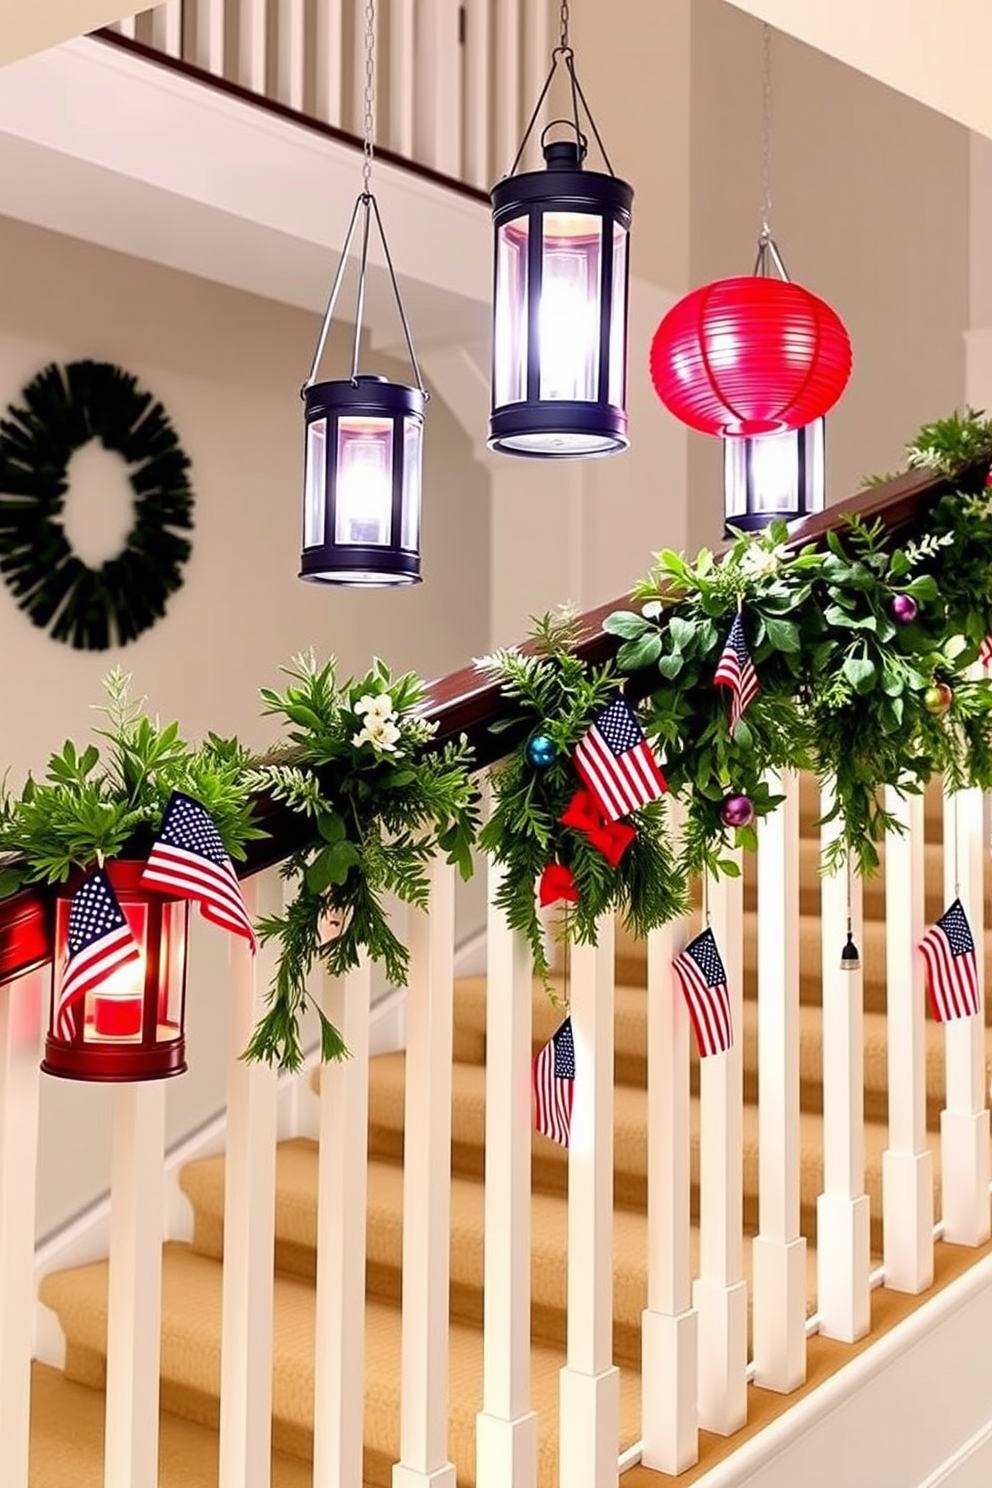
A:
28;780;992;1486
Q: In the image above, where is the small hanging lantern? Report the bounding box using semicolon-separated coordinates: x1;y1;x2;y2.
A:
42;861;189;1082
723;415;825;536
488;4;633;459
300;0;427;585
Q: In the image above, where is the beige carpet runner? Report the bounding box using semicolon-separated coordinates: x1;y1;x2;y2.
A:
31;783;992;1485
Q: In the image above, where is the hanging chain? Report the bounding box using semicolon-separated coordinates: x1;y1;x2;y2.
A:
361;0;376;195
760;21;773;240
559;0;570;51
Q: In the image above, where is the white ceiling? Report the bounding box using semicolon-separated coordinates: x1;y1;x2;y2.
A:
722;0;992;140
0;2;138;65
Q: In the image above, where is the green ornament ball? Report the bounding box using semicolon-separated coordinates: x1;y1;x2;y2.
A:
525;734;557;770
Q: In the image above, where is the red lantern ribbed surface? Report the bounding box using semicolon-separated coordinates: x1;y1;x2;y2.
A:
649;276;852;437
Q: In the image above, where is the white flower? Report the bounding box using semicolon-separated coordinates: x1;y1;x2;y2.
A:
352;715;404;755
354;691;397;723
740;542;788;578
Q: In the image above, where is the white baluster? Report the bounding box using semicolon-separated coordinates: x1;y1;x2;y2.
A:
414;0;462;176
150;1;183;57
0;967;45;1488
940;786;991;1244
194;0;225;75
111;16;138;39
393;857;457;1488
313;957;372;1485
276;0;305;110
558;918;619;1488
315;0;344;128
752;772;806;1391
475;862;537;1488
104;1082;166;1488
218;870;280;1488
494;0;521;172
882;788;934;1293
462;0;491;188
640;918;698;1474
816;787;871;1342
693;858;747;1436
351;0;379;137
237;0;267;93
388;0;416;159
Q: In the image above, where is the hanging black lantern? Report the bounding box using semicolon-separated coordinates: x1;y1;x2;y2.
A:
299;2;427;587
723;417;825;536
488;14;632;459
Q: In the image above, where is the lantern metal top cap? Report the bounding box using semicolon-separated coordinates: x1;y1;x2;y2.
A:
304;375;425;420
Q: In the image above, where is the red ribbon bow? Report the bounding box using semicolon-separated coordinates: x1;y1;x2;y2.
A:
560;788;636;866
539;863;580;907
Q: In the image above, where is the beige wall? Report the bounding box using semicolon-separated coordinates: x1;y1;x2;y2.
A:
686;0;970;551
0;214;489;1238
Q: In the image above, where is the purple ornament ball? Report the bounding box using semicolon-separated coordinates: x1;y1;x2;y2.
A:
890;593;918;624
720;794;755;829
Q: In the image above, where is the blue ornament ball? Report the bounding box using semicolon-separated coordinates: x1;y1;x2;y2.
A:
525;734;557;770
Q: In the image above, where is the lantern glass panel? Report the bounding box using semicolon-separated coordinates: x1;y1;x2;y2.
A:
750;428;801;514
334;417;394;547
84;899;148;1043
495;217;529;406
608;221;629;408
724;438;748;519
806;418;826;515
159;900;189;1036
539;213;602;402
401;415;422;552
304;417;327;548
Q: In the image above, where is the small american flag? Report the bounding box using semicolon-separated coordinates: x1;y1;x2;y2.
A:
573;694;667;823
56;868;142;1042
919;898;980;1023
714;612;759;732
673;928;733;1057
533;1016;576;1146
141;792;256;950
979;634;992;669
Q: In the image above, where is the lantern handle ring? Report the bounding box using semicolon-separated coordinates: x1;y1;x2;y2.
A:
507;45;615;179
539;119;588;159
753;232;791;282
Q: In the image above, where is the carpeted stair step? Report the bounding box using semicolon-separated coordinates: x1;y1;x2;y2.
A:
739;838;965;920
37;1243;642;1488
365;1049;939;1250
27;1361;315;1488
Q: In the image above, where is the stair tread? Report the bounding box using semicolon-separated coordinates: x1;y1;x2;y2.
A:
39;1244;642;1483
28;1360;315;1488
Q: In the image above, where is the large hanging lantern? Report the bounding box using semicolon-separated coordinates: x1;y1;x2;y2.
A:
488;8;633;459
723;416;825;535
649;267;851;438
300;0;427;585
42;861;189;1083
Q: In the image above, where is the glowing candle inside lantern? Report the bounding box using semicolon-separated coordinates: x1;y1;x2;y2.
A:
334;418;393;547
92;954;145;1038
539;215;602;403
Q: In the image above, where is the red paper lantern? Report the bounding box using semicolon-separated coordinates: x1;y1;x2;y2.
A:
41;860;189;1083
649;276;852;437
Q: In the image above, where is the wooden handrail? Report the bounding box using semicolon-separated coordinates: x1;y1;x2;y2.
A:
0;461;958;986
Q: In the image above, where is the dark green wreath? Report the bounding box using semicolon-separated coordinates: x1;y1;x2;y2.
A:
0;360;194;650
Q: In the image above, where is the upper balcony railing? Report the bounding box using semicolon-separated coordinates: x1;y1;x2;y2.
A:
104;1;555;201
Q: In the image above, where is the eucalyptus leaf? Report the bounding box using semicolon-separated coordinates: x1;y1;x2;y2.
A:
617;633;663;670
764;617;800;653
603;610;650;640
842;655;877;693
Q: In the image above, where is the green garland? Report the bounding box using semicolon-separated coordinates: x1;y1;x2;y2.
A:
477;610;687;983
244;653;479;1070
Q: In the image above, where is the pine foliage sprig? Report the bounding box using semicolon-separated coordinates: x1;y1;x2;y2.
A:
243;651;478;1071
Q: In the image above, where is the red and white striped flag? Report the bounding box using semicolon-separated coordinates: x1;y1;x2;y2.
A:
141;792;256;950
978;633;992;669
533;1016;575;1146
56;868;142;1042
714;612;759;732
573;694;667;824
673;928;733;1057
919;898;980;1023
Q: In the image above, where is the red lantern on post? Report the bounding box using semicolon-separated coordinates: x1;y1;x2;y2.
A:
41;860;189;1082
649;242;852;438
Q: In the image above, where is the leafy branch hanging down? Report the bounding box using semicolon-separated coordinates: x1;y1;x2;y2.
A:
243;652;478;1072
477;608;688;985
605;431;992;882
0;668;263;897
